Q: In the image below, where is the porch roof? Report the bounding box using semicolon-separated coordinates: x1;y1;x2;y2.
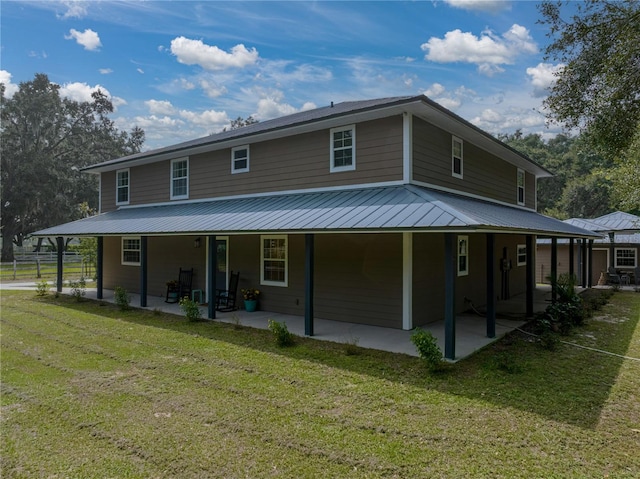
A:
34;185;601;239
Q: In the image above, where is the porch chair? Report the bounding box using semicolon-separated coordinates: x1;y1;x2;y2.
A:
215;271;240;312
606;266;621;285
165;268;194;303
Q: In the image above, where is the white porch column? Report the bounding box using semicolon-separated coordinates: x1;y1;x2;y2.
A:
402;232;413;330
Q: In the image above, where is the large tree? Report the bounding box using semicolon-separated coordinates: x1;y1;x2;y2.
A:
1;73;144;261
539;0;640;158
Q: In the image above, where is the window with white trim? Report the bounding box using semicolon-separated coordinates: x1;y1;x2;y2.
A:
116;168;130;205
261;235;288;287
121;237;141;266
615;248;637;268
458;235;469;276
517;244;527;266
171;158;189;199
452;136;463;179
517;169;525;205
330;125;356;172
231;145;250;173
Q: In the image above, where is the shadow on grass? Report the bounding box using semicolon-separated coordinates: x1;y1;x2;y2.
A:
31;290;640;430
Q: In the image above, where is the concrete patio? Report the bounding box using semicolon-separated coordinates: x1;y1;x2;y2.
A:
2;281;562;361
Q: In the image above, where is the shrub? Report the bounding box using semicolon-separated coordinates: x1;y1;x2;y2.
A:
179;296;202;322
114;286;130;311
344;336;360;356
411;328;443;369
35;280;49;297
268;319;294;347
69;277;86;302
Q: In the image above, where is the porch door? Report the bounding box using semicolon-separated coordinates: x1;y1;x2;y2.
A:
216;238;228;290
592;249;608;285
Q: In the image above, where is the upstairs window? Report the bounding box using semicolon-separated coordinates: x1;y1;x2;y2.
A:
171;158;189;200
116;168;129;205
232;145;250;173
615;248;637;268
517;169;525;205
261;235;288;287
457;235;469;276
122;237;141;266
330;125;356;173
452;136;463;179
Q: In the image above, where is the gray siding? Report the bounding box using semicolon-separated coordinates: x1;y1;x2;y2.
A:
413;117;536;208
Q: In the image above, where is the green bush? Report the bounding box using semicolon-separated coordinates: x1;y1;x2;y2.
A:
114;286;130;311
268;319;294;347
35;280;49;297
69;277;86;302
410;328;443;369
179;296;202;322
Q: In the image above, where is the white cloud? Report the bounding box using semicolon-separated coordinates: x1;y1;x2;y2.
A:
145;100;176;116
179;109;229;128
65;28;102;51
199;79;228;98
99;68;113;75
421;24;537;76
445;0;511;13
170;37;258;71
422;83;476;112
0;70;19;97
527;62;564;97
58;1;89;19
59;81;126;110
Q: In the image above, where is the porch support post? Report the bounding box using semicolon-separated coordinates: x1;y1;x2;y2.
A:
581;239;588;287
608;232;615;269
207;235;217;320
551;237;558;302
526;235;534;318
140;236;148;307
569;238;575;278
56;236;64;293
402;232;413;330
486;233;496;338
444;233;456;360
588;240;594;287
305;234;314;336
96;236;104;300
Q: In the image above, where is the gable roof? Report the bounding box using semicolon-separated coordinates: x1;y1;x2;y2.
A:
83;95;552;177
34;184;599;239
590;211;640;233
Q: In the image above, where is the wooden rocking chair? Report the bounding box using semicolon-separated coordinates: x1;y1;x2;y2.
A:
165;268;194;303
215;271;240;312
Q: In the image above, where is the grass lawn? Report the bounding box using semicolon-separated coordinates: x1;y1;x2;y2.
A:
2;290;639;478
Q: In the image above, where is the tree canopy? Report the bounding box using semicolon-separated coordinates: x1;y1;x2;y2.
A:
539;0;640;158
0;73;144;261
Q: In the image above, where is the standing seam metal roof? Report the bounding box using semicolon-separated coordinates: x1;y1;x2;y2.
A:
34;185;601;238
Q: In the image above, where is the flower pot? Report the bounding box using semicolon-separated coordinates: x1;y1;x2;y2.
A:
244;299;257;312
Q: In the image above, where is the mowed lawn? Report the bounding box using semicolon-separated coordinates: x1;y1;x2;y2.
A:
1;290;639;478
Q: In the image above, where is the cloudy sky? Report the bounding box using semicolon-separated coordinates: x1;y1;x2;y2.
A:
1;0;570;150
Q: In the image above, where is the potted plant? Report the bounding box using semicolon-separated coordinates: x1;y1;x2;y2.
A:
166;280;179;303
241;288;260;312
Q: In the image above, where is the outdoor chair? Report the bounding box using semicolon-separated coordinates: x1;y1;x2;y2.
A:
215;271;240;312
165;268;194;303
606;267;621;285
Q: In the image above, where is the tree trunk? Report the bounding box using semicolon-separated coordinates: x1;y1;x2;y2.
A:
1;228;15;262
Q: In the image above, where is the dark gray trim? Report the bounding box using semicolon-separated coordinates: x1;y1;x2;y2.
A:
97;236;103;300
305;234;314;336
551;237;558;303
208;235;216;320
526;235;534;318
486;233;496;338
444;233;456;360
140;236;148;307
56;237;63;293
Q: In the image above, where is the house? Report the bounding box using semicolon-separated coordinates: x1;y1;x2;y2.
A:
537;212;640;286
35;95;600;359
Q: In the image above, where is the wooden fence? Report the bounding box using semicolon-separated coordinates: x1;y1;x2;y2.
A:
0;252;91;281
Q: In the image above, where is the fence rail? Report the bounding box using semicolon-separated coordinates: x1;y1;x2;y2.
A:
1;253;90;281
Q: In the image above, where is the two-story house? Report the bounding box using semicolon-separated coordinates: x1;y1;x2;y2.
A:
36;95;599;359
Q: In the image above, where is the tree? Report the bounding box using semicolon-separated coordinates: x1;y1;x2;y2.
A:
599;127;640;213
222;116;258;132
1;73;144;261
539;0;640;157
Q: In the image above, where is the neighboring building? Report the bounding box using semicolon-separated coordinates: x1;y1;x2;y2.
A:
35;95;598;359
537;212;640;285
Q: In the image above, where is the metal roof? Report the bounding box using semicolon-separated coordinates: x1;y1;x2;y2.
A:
34;185;601;239
590;211;640;233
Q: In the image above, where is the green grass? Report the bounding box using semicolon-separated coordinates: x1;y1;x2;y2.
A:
2;290;639;478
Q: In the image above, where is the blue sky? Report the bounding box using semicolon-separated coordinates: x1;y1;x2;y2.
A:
1;0;569;150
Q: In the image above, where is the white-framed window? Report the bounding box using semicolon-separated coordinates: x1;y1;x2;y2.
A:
615;248;637;268
517;168;525;205
170;158;189;200
330;125;356;173
457;235;469;276
261;235;288;287
116;168;130;205
231;145;250;174
452;136;463;179
517;244;527;266
121;237;141;266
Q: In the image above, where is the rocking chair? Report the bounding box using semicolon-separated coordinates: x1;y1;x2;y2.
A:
165;268;193;303
215;271;240;312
